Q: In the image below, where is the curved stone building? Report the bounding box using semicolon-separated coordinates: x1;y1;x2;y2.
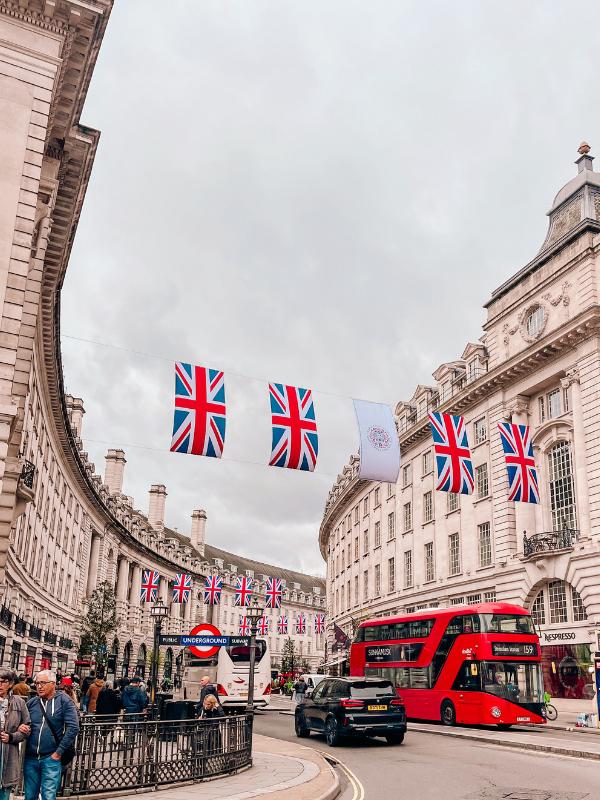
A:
0;0;325;680
320;147;600;698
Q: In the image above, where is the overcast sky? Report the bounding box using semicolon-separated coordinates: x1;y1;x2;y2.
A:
61;0;600;576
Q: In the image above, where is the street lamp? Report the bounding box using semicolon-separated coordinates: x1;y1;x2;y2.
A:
150;599;169;710
245;597;265;713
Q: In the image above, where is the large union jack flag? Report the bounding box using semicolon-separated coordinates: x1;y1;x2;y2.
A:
172;573;192;603
140;570;160;603
170;362;226;458
428;411;474;495
257;616;269;636
498;422;540;503
234;576;253;607
239;616;251;636
295;613;306;634
203;574;222;605
314;613;325;634
268;383;318;471
277;614;288;634
264;577;283;609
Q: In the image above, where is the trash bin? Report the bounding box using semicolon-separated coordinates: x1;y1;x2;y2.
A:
160;699;196;741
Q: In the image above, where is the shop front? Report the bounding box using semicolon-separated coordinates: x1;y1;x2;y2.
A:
538;625;595;700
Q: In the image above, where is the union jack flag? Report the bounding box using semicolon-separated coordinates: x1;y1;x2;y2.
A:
295;613;306;634
264;577;283;609
428;411;474;495
239;616;252;636
170;362;226;458
203;574;222;605
172;573;192;603
314;613;325;634
140;570;160;603
498;422;540;503
234;576;253;607
257;616;269;636
277;614;288;634
268;383;318;471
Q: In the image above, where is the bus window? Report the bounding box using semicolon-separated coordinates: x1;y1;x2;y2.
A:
452;661;482;692
481;615;535;635
226;640;267;663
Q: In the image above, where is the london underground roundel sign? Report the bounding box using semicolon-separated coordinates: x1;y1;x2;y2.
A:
188;623;222;659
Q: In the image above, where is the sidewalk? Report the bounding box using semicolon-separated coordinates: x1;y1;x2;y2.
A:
546;697;600;733
147;734;339;800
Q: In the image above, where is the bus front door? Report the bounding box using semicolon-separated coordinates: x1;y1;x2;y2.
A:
452;661;482;723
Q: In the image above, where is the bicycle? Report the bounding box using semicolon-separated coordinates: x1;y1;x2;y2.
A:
544;702;558;721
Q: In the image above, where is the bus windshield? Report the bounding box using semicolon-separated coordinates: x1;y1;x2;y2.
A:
481;661;543;704
480;614;535;635
226;640;267;663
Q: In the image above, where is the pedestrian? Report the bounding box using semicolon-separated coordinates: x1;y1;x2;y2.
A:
0;668;31;800
293;676;307;703
198;676;217;705
80;671;95;714
95;683;122;726
11;676;29;698
198;695;224;755
121;676;148;717
58;679;78;710
85;675;105;714
24;670;79;800
198;694;224;720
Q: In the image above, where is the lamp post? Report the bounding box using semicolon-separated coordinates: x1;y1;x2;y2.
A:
245;598;265;713
150;599;169;711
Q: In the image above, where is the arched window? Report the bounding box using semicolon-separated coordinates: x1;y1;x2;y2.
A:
531;591;545;626
526;305;545;338
529;580;587;626
547;441;577;530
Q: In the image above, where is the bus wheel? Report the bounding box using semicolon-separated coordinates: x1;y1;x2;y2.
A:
441;700;456;726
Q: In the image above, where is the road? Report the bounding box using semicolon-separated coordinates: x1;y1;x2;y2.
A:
254;706;599;799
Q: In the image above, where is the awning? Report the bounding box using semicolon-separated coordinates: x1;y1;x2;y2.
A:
323;656;348;668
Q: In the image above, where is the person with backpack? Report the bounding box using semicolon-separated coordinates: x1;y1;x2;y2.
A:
0;669;30;800
292;676;308;704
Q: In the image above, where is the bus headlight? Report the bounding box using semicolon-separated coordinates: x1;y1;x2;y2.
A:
491;707;502;719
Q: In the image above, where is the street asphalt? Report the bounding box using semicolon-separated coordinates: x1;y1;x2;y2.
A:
253;705;599;799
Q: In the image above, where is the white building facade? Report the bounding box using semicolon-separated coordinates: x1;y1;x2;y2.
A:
320;146;600;700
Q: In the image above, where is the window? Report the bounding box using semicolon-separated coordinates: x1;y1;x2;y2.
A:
354;537;359;561
387;512;395;541
476;463;489;499
484;590;496;603
477;522;492;567
450;596;464;606
374;521;381;548
374;487;380;506
468;361;477;382
387;482;394;498
531;592;545;626
547;388;561;419
363;530;369;556
403;502;412;533
447;492;459;513
572;587;587;622
341;551;345;571
363;570;369;601
403;551;413;589
363;496;369;516
548;580;568;624
402;463;412;487
473;417;487;445
354;506;359;524
354;576;359;606
547;441;577;530
346;515;351;532
388;558;395;592
423;491;433;523
466;593;482;604
562;385;570;413
341;585;345;610
347;543;351;564
448;533;461;576
424;542;435;582
422;450;432;476
374;564;381;596
526;305;545;338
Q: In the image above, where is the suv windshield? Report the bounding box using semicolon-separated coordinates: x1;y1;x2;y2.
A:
480;614;535;635
349;681;395;699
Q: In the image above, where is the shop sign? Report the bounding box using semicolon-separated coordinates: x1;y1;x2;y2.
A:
539;627;589;645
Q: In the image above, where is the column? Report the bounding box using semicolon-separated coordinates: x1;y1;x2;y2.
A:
86;533;101;597
511;396;536;551
562;369;590;539
130;564;142;624
116;558;130;602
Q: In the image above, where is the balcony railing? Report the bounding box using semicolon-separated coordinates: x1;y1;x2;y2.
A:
14;617;27;636
19;460;35;490
29;624;42;641
0;607;12;628
59;637;73;649
523;529;578;558
44;631;57;645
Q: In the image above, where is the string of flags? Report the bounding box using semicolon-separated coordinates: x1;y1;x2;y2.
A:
238;611;325;636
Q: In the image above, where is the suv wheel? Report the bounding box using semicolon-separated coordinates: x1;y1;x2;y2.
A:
385;733;404;745
441;700;456;726
294;713;310;738
325;716;340;747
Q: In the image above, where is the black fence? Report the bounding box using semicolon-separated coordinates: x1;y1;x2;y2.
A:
523;529;578;557
30;714;253;796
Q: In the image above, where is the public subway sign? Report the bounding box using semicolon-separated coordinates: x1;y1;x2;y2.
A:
491;642;538;657
159;635;250;647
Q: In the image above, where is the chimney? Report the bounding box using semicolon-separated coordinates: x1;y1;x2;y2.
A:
104;449;126;494
191;509;207;555
148;484;167;528
65;395;85;438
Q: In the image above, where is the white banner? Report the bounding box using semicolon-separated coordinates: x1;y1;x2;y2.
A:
353;399;400;483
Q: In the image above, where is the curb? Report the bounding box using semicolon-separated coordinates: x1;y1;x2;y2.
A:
255;734;340;800
409;725;600;761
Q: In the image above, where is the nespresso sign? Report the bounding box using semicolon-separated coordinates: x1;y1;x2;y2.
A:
366;644;423;663
492;642;538;657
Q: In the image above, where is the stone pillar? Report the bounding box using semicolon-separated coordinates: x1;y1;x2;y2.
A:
65;396;85;438
130;564;142;609
190;510;207;555
86;533;102;597
510;396;536;551
104;449;126;495
148;485;167;529
116;558;130;602
561;369;590;539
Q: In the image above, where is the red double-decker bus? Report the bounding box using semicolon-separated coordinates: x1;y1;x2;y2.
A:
350;603;545;728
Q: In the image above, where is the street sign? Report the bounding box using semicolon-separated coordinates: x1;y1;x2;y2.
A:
159;633;251;649
187;623;222;658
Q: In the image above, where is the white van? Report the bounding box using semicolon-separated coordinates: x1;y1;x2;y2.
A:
301;673;330;692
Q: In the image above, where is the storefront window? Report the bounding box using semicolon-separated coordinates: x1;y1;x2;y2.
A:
541;644;593;700
548;581;568;624
571;588;587;622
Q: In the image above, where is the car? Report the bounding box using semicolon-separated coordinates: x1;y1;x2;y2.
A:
295;676;407;747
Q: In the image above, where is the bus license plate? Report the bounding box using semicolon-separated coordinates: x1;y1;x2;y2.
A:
368;704;387;711
517;716;530;722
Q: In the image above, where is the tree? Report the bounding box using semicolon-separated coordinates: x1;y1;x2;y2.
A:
300;659;311;674
78;581;119;671
280;637;296;674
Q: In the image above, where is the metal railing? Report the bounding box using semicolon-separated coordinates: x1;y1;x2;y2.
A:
19;460;35;490
523;529;578;557
30;714;253;796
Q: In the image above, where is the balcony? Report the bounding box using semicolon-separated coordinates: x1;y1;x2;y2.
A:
523;529;578;558
29;624;42;641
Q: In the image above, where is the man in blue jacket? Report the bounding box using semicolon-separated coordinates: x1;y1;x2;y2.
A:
24;670;79;800
121;676;148;716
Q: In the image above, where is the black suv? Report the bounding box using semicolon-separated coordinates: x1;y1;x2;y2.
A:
295;676;406;746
